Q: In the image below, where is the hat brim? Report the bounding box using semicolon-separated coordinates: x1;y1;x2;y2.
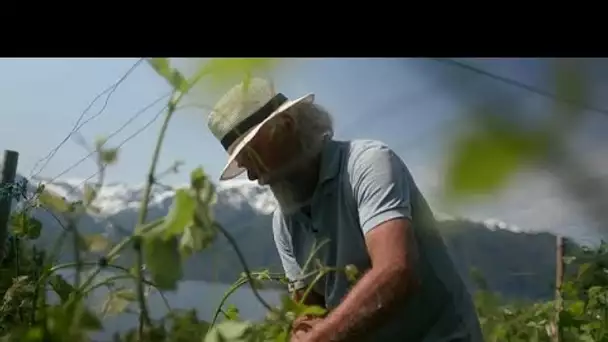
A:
218;93;315;181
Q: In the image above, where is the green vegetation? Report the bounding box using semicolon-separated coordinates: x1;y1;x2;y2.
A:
0;58;606;341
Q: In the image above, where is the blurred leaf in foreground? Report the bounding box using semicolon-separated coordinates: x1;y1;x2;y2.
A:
161;188;196;238
10;213;42;239
142;235;182;290
190;58;280;94
204;320;252;342
38;190;69;213
81;234;110;253
444;115;548;200
100;289;136;317
147;57;189;93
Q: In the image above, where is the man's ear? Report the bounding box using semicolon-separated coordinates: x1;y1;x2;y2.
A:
269;114;295;138
281;113;296;133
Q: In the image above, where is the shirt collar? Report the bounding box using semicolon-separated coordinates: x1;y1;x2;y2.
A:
317;139;342;186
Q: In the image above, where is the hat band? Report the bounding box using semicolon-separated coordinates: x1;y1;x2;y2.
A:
220;93;288;150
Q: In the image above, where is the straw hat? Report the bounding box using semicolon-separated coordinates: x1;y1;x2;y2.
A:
208;78;314;180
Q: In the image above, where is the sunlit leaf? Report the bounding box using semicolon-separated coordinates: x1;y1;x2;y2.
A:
83;183;97;206
204;320;252;342
344;264;359;283
143;235;182;290
190;58;279;92
101;289;136;317
147;58;189;93
161;188;196;238
148;58;171;80
95;135;108;150
444;124;545;199
22;326;44;341
38;190;69;213
48;274;76;303
299;305;327;317
10;213;41;239
224;304;240;321
190;167;207;190
81;234;111;253
100;147;119;165
179;222;216;257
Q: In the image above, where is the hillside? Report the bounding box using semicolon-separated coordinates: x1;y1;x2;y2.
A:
12;176;562;301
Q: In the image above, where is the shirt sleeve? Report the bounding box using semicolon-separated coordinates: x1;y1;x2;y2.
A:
272;210;307;292
349;143;413;235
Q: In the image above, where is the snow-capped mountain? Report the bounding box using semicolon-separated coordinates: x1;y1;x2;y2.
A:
8;175;563;299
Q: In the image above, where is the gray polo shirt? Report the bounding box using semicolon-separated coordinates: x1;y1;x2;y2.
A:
272;139;483;341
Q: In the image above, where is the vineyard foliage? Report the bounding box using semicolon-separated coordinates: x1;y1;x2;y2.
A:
0;58;607;341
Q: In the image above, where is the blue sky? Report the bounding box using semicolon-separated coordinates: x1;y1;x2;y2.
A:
0;58;465;185
2;58;607;240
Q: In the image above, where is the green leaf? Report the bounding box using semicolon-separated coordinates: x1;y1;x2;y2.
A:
143;235;183;290
179;222;216;257
224;304;240;321
190;58;279;92
444;125;544;199
83;183;98;205
38;189;70;213
48;274;76;303
190;167;207;190
148;58;171;78
204;320;252;342
100;147;119;165
344;264;359;283
21;327;44;341
10;213;42;239
81;234;111;253
299;305;327;317
94;136;108;149
161;188;196;238
101;289;136;317
147;58;189;93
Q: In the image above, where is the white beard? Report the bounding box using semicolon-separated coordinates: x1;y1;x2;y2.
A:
263;141;325;215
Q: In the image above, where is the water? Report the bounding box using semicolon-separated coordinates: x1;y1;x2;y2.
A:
52;269;283;340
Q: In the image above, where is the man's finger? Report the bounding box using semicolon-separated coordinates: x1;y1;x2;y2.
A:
292;316;323;332
290;329;307;342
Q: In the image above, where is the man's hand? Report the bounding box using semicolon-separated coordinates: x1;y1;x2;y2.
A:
291;316;324;342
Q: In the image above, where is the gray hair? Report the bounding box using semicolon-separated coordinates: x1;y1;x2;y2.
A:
268;101;334;154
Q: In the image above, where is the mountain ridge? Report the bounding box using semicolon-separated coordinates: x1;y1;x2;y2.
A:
9;174;567;300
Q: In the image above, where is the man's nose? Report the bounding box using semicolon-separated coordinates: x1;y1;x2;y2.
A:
247;169;259;181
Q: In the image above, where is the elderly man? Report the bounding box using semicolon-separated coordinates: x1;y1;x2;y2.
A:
207;78;484;341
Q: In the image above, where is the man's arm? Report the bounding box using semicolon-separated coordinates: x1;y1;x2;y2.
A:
308;144;420;342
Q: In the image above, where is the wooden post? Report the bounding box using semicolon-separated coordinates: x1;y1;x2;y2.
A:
553;235;565;342
0;150;19;262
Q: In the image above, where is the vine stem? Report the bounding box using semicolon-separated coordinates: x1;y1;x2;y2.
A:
210;277;248;326
134;94;178;337
212;223;274;313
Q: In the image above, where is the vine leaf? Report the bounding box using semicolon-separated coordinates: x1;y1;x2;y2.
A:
162;188;196;238
204;320;252;342
189;58;279;93
48;274;76;304
443;119;546;200
38;190;69;213
143;235;182;290
101;289;136;317
83;183;97;206
10;213;42;239
81;234;111;253
100;147;119;165
147;58;189;93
